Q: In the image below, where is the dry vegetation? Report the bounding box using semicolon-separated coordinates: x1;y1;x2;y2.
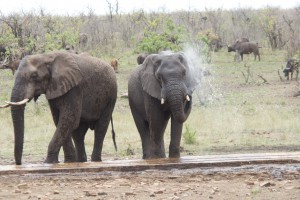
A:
0;4;300;165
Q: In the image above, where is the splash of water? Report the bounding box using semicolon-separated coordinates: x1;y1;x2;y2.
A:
182;44;222;106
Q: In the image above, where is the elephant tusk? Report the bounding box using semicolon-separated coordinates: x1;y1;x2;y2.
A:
0;103;10;108
5;98;30;106
161;98;165;104
186;95;190;101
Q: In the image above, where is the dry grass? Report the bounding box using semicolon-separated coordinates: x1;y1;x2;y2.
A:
0;49;300;164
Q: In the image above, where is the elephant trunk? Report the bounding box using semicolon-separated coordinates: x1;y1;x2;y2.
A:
165;81;191;123
11;84;26;165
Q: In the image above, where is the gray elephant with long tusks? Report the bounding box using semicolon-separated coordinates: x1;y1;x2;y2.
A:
128;51;199;159
0;51;117;165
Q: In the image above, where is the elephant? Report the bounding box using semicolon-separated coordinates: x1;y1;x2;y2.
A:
128;51;199;159
0;51;117;165
137;53;149;65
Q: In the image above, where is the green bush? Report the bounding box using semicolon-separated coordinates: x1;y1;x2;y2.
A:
136;18;186;53
183;124;197;145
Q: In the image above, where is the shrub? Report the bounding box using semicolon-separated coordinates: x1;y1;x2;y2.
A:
136;18;186;53
183;124;197;144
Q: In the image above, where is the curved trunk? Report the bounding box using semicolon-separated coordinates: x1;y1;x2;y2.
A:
166;82;191;123
10;85;25;165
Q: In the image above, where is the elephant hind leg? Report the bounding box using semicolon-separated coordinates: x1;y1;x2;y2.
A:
46;88;82;164
91;103;115;162
62;137;76;163
72;122;89;162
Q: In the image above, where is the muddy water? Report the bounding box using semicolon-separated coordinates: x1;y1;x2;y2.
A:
0;152;299;175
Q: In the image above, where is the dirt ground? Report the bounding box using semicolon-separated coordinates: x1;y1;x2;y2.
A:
0;164;299;200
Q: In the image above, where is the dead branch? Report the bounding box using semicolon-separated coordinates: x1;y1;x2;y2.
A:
241;71;248;83
277;69;284;81
257;74;269;84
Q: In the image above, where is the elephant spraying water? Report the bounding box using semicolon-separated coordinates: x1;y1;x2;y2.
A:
128;51;199;159
0;51;117;165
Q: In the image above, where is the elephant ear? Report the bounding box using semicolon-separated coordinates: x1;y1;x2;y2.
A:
46;52;83;100
177;52;200;94
141;54;162;99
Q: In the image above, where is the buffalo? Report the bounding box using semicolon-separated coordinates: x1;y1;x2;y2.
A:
0;59;20;75
283;58;299;80
228;39;260;61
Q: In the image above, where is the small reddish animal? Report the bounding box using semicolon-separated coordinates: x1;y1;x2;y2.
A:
110;58;118;73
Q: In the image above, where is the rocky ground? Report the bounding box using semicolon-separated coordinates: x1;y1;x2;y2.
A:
0;164;299;200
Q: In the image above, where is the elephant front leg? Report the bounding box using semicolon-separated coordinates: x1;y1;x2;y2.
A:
45;111;80;164
169;117;183;158
148;116;169;159
48;104;77;163
146;102;170;159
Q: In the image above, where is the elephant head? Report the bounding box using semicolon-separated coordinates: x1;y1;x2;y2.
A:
1;51;82;165
141;52;198;123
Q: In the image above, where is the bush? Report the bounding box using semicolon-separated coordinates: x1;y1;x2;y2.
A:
183;124;197;144
136;18;186;53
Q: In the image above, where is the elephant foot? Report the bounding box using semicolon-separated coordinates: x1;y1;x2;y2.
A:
91;155;102;162
76;156;87;162
75;152;87;162
169;153;180;158
169;146;181;158
143;152;166;159
64;155;76;163
44;158;59;164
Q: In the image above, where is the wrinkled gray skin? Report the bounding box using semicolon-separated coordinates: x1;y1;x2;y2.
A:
10;51;117;165
137;53;149;65
128;52;198;159
228;40;260;61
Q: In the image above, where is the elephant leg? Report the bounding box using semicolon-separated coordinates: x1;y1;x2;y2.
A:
46;92;82;163
147;103;170;159
149;119;169;159
49;105;76;163
62;136;76;163
132;110;151;159
130;107;151;159
91;103;115;162
169;116;183;158
72;122;89;162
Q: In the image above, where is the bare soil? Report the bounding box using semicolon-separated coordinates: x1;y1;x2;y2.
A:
0;164;299;200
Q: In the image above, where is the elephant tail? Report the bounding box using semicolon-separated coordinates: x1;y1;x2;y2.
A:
111;117;117;151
